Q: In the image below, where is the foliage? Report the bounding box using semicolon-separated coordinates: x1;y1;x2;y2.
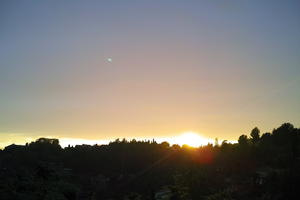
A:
0;123;300;199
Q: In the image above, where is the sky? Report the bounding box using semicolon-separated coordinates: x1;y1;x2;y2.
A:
1;0;300;148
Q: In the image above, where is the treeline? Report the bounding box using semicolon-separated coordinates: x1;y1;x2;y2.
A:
0;123;299;200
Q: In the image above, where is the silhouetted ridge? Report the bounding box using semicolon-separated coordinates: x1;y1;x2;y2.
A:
0;123;299;199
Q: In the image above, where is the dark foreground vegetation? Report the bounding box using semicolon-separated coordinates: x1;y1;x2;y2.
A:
0;123;300;200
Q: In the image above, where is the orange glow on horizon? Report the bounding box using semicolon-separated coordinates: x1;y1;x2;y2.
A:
166;132;215;147
0;132;236;149
57;132;215;148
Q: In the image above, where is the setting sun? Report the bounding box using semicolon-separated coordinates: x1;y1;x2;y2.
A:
1;1;298;199
172;132;214;147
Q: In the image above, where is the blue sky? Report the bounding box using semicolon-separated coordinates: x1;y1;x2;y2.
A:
0;0;299;147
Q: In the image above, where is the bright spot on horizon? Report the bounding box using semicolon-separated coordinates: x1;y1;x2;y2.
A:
58;133;212;148
171;132;214;147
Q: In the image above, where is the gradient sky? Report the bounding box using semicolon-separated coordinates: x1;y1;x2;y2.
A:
1;0;300;147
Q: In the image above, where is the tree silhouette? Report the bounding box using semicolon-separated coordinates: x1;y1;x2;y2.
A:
238;135;248;146
250;127;260;144
0;123;299;199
